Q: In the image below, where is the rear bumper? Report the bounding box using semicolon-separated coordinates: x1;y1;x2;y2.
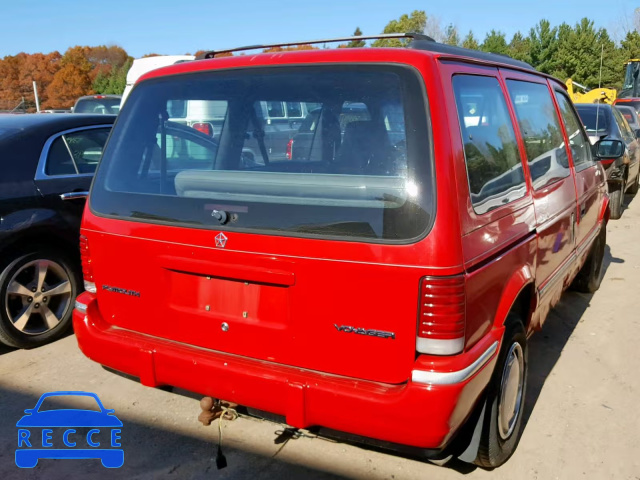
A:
73;293;502;451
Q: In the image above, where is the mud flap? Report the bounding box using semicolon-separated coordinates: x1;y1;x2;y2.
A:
457;400;487;463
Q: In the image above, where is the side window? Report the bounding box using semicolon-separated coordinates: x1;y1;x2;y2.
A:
285;102;303;118
554;92;593;169
452;75;526;214
152;124;218;172
612;108;634;143
63;128;111;174
45;137;76;175
506;80;570;189
266;101;285;118
45;128;111;176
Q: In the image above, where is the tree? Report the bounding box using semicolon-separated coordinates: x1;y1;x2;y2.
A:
346;27;366;48
509;32;531;64
552;18;619;89
481;30;509;55
619;31;640;64
93;57;133;95
0;54;26;110
462;31;479;50
528;19;558;74
45;46;94;108
425;16;446;43
19;52;62;108
444;24;460;46
372;10;427;47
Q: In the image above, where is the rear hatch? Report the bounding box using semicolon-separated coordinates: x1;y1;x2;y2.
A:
88;62;435;384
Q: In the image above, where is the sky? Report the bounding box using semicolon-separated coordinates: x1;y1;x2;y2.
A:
0;0;639;58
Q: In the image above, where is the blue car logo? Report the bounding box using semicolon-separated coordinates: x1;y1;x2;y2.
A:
16;391;123;468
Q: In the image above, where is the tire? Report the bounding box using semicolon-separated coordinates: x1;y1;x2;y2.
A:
0;249;80;348
475;318;527;469
629;170;640;194
609;185;624;220
572;227;606;293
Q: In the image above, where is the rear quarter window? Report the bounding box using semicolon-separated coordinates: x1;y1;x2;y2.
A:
452;75;526;214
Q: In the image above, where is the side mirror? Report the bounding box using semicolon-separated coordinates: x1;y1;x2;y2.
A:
595;139;625;159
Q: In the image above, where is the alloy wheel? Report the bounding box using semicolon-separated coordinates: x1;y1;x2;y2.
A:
4;259;72;335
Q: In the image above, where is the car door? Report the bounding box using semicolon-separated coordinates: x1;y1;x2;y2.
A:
612;107;640;185
34;125;112;230
553;92;605;252
502;74;577;315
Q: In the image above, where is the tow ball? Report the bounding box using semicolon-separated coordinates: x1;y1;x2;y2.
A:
198;397;239;470
197;397;238;425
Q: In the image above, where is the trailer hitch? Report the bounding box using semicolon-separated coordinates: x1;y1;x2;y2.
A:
197;396;239;426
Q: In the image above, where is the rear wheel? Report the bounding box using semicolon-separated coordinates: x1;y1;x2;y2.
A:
475;319;527;469
572;227;606;293
0;249;80;348
609;184;624;220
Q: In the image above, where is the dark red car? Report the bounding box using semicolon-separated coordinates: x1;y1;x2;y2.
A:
73;34;610;468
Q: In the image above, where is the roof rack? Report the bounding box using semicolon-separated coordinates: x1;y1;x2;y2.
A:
195;32;536;72
195;32;434;59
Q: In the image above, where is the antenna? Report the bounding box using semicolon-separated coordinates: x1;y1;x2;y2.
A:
595;44;604;135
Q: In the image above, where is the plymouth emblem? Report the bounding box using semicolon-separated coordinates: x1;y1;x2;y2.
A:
215;233;228;248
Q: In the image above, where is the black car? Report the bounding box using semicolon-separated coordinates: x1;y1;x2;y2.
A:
575;103;640;219
0;114;115;348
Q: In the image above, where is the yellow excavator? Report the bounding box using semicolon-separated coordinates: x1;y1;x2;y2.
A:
566;59;640;105
565;78;617;104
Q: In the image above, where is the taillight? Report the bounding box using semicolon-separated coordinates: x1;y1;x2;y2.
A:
192;122;213;136
416;275;466;355
599;159;615;167
286;139;294;160
79;235;96;293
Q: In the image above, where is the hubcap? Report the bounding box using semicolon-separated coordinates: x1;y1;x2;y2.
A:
498;342;524;440
4;259;72;335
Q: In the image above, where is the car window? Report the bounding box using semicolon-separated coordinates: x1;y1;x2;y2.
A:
555;92;593;169
576;106;610;135
285;102;303;118
64;128;111;174
616;106;638;128
506;80;570;189
612;108;634;143
45;137;76;175
148;124;218;173
91;66;433;242
266;101;285;118
45;128;111;176
74;97;120;114
452;75;526;214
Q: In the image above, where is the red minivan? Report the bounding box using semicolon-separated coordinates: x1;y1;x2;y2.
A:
74;34;611;467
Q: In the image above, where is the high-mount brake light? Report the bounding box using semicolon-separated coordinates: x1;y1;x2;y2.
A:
416;275;466;355
79;235;96;293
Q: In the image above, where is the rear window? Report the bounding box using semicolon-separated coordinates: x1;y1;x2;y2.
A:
90;66;433;242
74;98;120;115
576;106;610;134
